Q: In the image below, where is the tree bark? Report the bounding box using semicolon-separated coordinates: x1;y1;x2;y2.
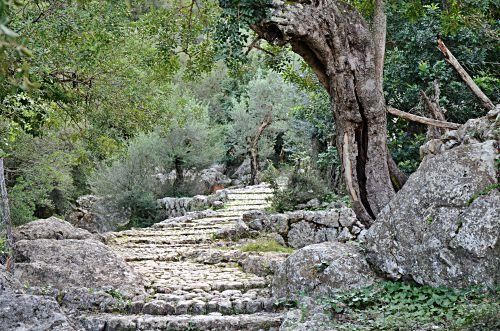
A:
387;107;460;129
373;0;386;92
248;114;272;185
421;82;448;140
252;0;395;223
0;158;14;272
437;38;494;110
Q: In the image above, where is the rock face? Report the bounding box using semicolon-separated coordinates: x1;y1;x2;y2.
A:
272;242;376;299
66;195;128;233
365;139;499;288
13;218;145;298
239;207;361;249
0;267;75;331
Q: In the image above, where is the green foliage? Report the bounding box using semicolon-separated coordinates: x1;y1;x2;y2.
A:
324;281;500;330
216;0;271;68
239;238;294;253
270;169;330;212
227;71;296;163
5;131;79;225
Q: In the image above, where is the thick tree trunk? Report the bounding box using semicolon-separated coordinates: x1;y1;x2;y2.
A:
252;0;395;223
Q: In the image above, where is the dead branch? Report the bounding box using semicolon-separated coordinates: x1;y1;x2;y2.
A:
437;38;494;110
387;107;460;130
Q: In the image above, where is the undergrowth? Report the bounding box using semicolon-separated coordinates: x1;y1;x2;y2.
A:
239;238;294;253
322;281;499;330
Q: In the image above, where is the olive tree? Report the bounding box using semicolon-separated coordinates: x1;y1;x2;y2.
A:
227;71;296;184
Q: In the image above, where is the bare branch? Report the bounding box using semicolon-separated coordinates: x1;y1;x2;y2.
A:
387;107;460;130
437;38;494;110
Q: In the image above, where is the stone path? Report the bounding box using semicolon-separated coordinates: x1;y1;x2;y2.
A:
82;184;286;331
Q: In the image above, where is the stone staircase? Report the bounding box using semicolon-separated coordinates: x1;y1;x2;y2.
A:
80;184;284;331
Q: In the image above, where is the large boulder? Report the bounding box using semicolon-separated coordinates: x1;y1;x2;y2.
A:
365;140;499;288
13;218;145;298
0;267;75;331
272;242;376;299
0;293;75;331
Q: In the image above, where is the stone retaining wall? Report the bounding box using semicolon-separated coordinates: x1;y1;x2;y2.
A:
157;190;228;219
241;207;364;249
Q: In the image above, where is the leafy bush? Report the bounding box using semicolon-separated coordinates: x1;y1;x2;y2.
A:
270;169;330;212
323;281;500;330
5;132;78;225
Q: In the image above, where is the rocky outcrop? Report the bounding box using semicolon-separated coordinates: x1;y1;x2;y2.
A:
0;267;76;331
366;112;499;288
235;207;361;249
158;190;227;219
13;218;145;298
66;195;128;233
272;242;376;300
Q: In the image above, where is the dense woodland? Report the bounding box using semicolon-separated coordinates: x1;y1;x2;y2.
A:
0;0;497;227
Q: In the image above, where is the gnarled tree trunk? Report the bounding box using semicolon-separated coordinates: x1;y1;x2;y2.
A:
252;0;395;223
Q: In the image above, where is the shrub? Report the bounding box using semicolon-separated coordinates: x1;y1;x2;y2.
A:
269;169;330;212
5;132;78;225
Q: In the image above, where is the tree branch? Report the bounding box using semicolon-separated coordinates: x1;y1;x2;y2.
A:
437;38;494;110
387;107;460;130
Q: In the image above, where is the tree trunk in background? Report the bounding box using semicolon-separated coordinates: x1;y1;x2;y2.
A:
249;147;259;185
174;158;184;192
253;0;395;223
0;158;14;272
373;0;386;92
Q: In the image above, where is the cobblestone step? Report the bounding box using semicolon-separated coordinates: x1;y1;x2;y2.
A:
80;312;283;331
93;184;284;330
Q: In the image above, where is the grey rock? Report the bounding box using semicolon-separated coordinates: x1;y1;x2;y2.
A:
338;207;356;227
279;297;333;331
66;195;128;233
240;253;287;277
0;293;75;331
311;210;340;228
287;221;316;249
14;217;93;241
365;140;500;288
337;227;355;242
273;242;375;299
269;214;289;234
14;220;145;298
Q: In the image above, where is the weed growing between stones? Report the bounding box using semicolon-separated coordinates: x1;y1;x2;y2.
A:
239;238;294;254
323;281;499;330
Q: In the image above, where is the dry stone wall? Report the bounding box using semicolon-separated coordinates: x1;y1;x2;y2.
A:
240;206;363;249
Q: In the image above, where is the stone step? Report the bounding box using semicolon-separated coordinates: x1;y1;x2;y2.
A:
139;289;276;316
223;204;270;212
131;261;268;293
225;199;269;206
79;312;283;331
226;193;273;200
112;246;243;263
153;217;239;229
227;187;273;194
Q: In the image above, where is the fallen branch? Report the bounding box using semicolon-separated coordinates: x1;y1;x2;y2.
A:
437;38;494;110
387;107;461;130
